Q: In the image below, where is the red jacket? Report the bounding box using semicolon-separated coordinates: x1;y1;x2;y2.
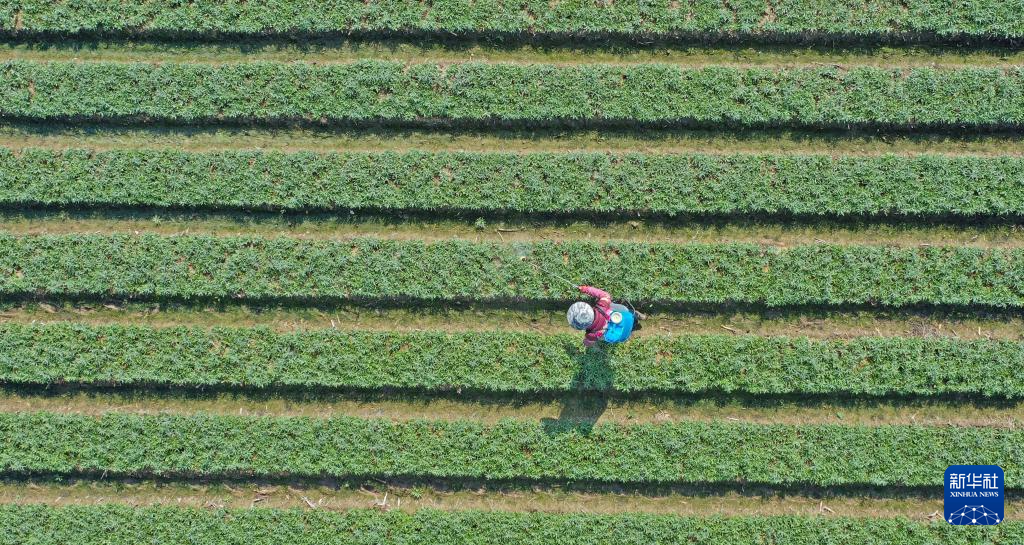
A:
580;285;612;347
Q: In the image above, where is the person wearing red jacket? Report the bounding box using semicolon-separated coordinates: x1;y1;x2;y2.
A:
566;285;644;347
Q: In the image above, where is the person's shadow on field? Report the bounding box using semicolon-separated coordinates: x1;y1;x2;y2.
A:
540;343;612;436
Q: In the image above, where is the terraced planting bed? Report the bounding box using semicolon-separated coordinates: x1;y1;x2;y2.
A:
0;2;1023;543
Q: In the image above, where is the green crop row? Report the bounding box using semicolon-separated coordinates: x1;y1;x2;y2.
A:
6;147;1024;217
4;322;1024;397
3;61;1024;128
2;0;1023;41
1;412;1020;486
0;234;1022;308
3;505;1019;545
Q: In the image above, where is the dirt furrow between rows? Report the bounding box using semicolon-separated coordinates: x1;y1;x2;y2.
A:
5;40;1024;68
0;389;1020;428
0;479;1013;520
2;214;1021;249
3;301;1022;340
3;125;1024;156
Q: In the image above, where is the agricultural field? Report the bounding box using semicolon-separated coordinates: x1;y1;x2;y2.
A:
1;1;1024;543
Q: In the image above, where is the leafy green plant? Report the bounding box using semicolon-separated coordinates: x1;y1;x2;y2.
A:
2;504;1020;545
3;148;1024;217
3;61;1024;129
0;234;1022;307
2;322;1023;397
0;412;1020;486
3;0;1023;41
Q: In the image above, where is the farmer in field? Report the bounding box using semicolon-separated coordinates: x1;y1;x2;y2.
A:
566;285;644;347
